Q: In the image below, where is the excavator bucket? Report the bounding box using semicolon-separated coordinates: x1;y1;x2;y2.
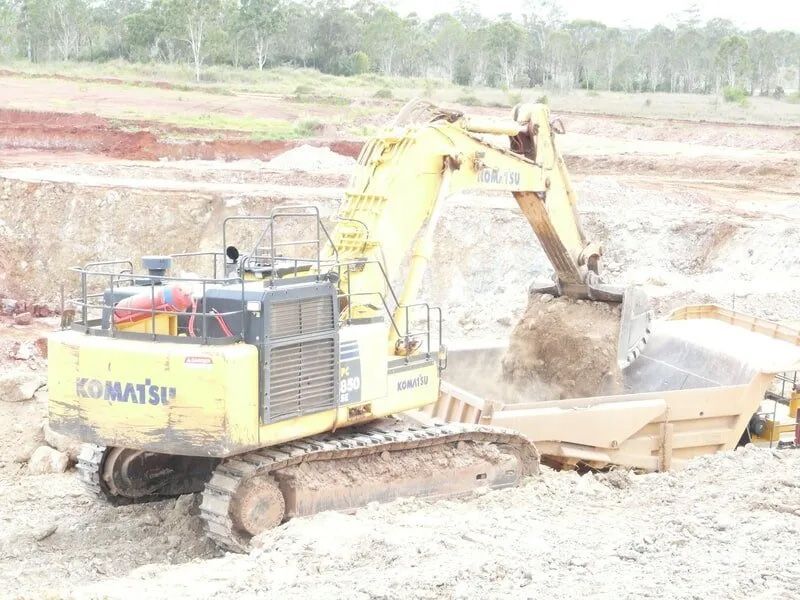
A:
531;277;653;369
617;286;652;369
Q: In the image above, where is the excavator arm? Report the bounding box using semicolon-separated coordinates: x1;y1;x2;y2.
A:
325;100;650;365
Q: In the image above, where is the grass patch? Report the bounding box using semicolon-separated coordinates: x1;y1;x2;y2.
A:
293;118;324;137
722;86;748;104
457;94;482;106
373;88;393;99
6;59;800;127
349;124;376;137
1;59;456;106
146;113;314;140
296;94;350;105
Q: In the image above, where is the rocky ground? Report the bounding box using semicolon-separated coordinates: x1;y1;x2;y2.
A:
1;84;799;599
30;447;800;600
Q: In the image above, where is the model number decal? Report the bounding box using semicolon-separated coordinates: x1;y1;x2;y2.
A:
339;373;361;397
75;378;176;405
339;340;362;404
478;168;520;186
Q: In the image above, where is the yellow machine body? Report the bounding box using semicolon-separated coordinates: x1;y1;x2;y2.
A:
751;386;800;443
42;101;672;549
327;103;599;348
48;101;636;468
48;322;439;458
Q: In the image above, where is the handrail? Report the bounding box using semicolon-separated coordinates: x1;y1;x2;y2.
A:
81;259;134;273
335;257;442;358
67;209;443;357
69;265;246;344
221;207;339;285
170;251;226;280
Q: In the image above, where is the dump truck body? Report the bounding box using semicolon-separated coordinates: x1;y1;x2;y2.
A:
427;305;800;471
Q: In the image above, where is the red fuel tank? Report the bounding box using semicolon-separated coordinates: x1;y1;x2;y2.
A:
113;285;193;325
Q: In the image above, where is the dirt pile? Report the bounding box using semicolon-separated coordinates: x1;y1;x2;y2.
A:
0;464;218;597
501;293;622;400
64;445;800;600
266;144;356;172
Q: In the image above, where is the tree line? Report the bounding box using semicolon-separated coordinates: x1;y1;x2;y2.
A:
0;0;798;95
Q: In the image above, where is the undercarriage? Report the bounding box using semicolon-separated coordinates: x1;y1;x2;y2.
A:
78;422;539;552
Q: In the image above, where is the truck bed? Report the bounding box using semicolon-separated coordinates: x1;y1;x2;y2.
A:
426;305;800;471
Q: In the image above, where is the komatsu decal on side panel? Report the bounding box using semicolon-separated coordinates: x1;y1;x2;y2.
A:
478;167;521;186
76;378;176;405
397;374;429;392
339;340;361;404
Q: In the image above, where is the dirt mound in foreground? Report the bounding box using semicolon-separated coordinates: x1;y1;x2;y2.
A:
65;446;800;600
502;293;622;399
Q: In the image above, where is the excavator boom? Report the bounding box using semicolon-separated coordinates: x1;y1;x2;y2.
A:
327;100;650;365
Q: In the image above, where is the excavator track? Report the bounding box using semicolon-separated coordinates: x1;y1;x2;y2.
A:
76;443;110;500
76;443;217;504
200;422;539;552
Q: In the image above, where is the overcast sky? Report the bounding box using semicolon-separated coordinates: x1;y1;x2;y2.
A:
387;0;798;31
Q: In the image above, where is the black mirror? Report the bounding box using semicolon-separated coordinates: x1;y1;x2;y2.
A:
226;246;240;262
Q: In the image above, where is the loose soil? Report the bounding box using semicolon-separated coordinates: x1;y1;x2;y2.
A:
58;446;800;600
502;294;622;400
0;109;362;161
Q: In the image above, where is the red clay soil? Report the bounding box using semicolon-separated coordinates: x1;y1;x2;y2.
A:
0;109;363;161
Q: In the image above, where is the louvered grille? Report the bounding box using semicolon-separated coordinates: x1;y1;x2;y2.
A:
268;338;337;421
270;296;335;338
264;289;338;423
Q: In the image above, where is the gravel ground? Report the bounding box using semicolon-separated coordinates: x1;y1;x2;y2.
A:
61;446;800;600
0;389;218;599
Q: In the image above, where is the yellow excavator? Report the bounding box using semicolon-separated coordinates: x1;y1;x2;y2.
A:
47;101;650;551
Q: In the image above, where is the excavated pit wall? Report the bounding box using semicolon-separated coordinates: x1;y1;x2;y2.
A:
3;173;800;338
0;176;341;306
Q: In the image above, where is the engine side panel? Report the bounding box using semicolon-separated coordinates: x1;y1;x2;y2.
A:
48;330;260;457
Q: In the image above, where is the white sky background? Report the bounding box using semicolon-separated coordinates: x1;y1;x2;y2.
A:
387;0;799;31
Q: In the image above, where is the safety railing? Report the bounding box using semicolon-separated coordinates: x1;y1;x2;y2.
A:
66;207;444;359
336;258;443;360
68;261;246;345
774;371;799;401
222;206;339;285
169;251;227;280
